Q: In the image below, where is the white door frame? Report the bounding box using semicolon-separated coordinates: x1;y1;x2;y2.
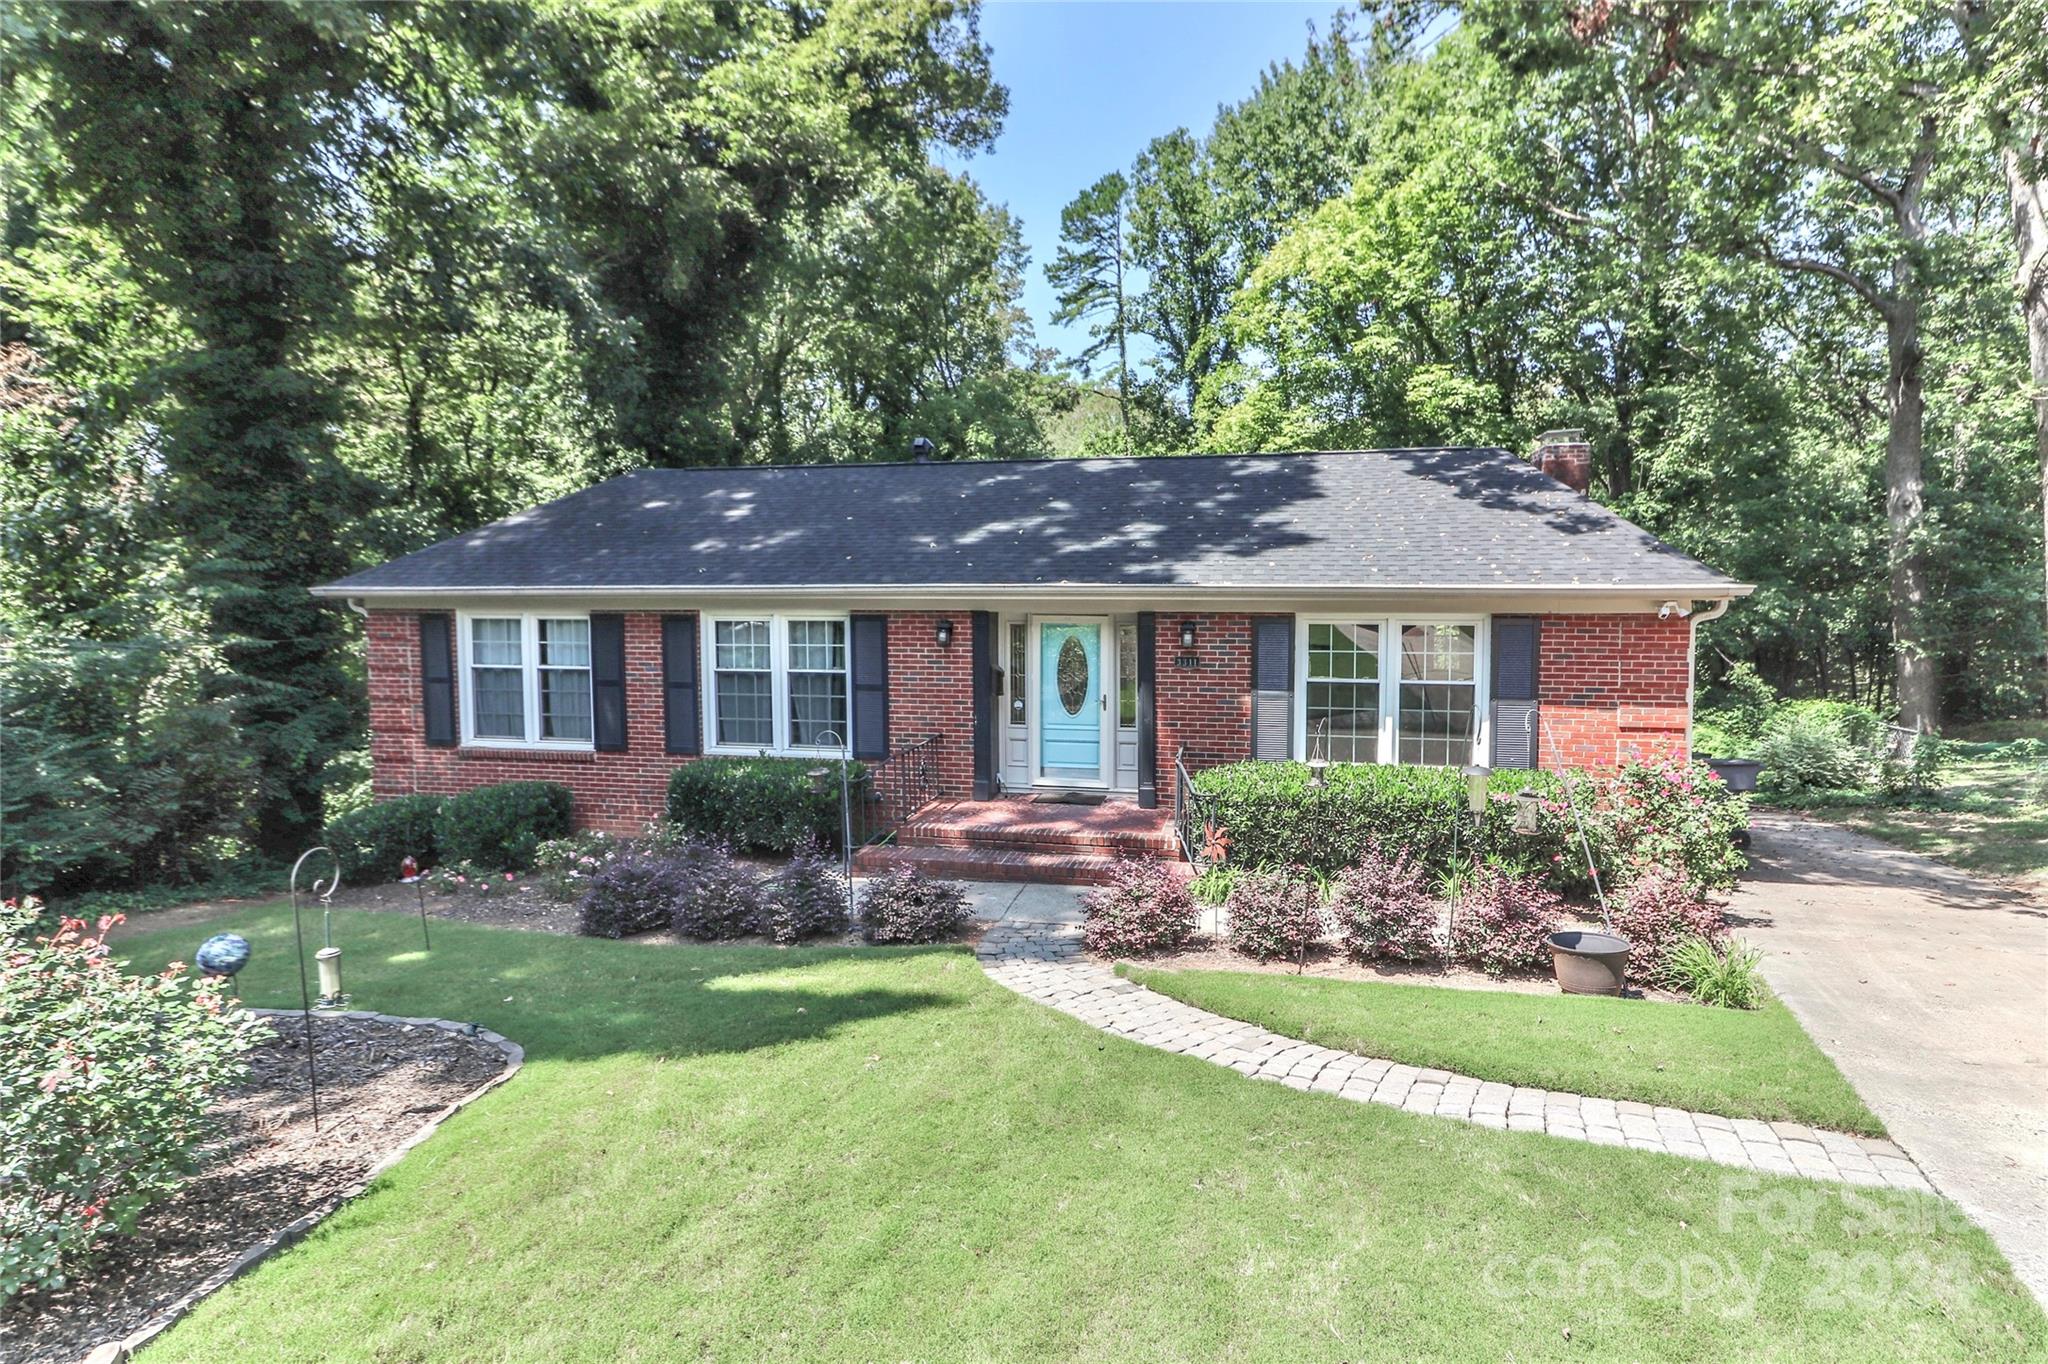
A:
1025;614;1115;789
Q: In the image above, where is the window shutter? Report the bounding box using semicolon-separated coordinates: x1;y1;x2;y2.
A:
1490;615;1540;770
662;614;700;756
591;612;627;752
851;614;888;760
420;613;456;748
1250;615;1294;762
971;611;995;799
1135;611;1158;808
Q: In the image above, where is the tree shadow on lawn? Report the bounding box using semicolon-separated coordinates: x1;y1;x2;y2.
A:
116;905;963;1065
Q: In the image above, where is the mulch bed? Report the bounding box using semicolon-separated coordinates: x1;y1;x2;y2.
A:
3;1014;510;1364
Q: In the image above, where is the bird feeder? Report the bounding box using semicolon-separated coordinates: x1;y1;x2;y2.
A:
1461;764;1491;816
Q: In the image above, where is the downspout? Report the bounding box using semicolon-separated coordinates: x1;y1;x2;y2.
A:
1685;598;1733;758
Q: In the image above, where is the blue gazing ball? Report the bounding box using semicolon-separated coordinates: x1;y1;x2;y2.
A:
194;932;251;978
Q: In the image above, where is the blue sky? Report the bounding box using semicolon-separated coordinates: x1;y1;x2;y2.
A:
942;1;1344;360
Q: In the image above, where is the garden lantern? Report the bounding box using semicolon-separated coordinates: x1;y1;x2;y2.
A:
1513;787;1543;836
1307;719;1330;787
1461;764;1491;816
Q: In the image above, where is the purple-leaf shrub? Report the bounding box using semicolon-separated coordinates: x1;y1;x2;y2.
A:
859;868;972;944
767;840;850;944
670;841;766;941
1449;867;1564;976
1082;858;1198;958
1329;846;1440;963
576;851;691;938
2;899;262;1298
1610;867;1729;984
1224;870;1327;967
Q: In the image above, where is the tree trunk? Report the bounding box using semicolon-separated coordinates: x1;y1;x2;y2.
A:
2003;139;2048;704
1884;295;1940;733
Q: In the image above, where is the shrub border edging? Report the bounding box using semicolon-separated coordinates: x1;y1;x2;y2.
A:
85;1009;524;1364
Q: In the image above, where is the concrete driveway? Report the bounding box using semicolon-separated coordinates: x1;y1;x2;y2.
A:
1732;813;2048;1306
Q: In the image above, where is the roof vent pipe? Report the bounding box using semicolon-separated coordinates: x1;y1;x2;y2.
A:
910;436;937;463
1532;429;1592;495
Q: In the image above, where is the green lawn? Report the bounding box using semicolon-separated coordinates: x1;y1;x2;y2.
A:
1120;966;1884;1135
110;906;2043;1362
1766;728;2048;890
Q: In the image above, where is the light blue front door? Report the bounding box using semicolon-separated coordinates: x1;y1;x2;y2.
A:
1039;621;1103;781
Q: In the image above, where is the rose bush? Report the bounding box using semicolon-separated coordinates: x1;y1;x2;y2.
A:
2;898;262;1298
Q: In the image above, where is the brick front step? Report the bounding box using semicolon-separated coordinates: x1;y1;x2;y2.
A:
853;843;1188;887
894;797;1178;858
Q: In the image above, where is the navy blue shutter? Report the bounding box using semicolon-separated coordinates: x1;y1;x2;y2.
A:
590;613;627;751
850;614;888;759
971;612;995;799
420;613;456;747
1136;611;1158;807
1251;615;1294;761
662;615;700;756
1490;616;1540;769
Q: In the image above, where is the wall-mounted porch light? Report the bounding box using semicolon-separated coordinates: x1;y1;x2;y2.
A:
1179;620;1198;649
935;619;954;647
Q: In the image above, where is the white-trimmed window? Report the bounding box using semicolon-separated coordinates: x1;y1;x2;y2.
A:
1298;617;1487;768
1397;623;1478;766
704;613;851;754
461;614;593;747
1306;621;1382;763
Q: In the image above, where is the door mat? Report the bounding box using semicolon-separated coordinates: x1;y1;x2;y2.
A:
1032;791;1108;806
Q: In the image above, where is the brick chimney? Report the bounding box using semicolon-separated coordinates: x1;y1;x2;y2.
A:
1532;429;1592;494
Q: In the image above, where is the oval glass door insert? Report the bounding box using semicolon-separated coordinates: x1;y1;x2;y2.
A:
1056;635;1089;715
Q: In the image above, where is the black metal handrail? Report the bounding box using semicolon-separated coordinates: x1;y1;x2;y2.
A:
1173;746;1217;868
852;733;942;846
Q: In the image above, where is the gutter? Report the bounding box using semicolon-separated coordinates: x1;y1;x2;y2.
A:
311;581;1756;602
1685;597;1735;757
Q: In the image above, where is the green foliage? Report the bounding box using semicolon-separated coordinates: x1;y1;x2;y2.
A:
1665;936;1768;1011
1757;712;1876;795
1187;866;1238;906
433;783;573;872
1;899;263;1297
1192;761;1567;881
1609;869;1730;985
324;795;443;884
534;830;623;903
665;758;868;856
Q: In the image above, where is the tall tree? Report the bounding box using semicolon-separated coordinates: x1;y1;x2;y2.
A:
1128;130;1233;422
1047;172;1136;449
7;1;433;854
1532;1;1989;733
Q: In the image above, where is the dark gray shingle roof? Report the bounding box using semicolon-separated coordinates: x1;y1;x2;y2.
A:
317;448;1740;595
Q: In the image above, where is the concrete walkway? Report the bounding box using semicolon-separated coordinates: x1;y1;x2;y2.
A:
961;880;1930;1190
1732;813;2048;1306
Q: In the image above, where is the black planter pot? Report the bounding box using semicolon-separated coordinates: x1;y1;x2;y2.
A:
1703;757;1763;793
1546;930;1632;996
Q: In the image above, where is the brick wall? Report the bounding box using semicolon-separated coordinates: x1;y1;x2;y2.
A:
366;608;982;832
877;610;977;799
1537;613;1692;769
1151;612;1255;791
368;610;688;834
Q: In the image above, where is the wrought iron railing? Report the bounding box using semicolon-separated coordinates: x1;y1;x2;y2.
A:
1173;746;1218;869
851;733;942;846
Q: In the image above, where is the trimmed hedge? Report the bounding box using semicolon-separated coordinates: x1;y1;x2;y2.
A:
666;757;868;855
434;781;573;870
1190;762;1566;880
325;794;442;882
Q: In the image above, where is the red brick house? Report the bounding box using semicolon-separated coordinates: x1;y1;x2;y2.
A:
314;435;1746;877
